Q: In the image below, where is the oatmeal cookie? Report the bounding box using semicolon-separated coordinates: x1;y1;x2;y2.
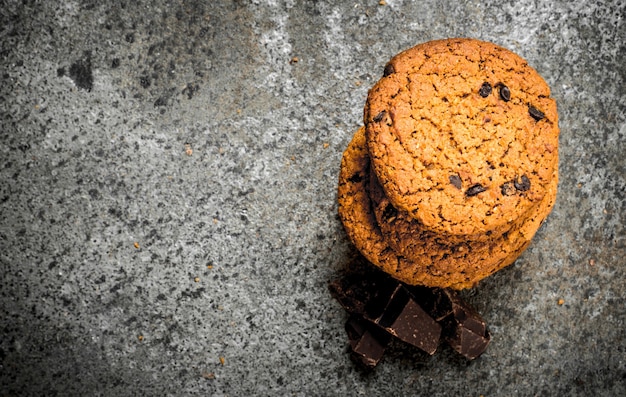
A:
365;38;559;237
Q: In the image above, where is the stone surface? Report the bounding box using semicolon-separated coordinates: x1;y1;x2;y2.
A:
0;0;624;395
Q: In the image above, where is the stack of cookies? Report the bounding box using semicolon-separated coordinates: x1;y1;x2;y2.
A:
338;38;559;290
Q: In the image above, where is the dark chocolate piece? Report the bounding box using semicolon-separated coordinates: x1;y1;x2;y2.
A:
364;282;403;325
500;181;516;196
435;289;490;359
499;84;511;101
386;296;441;355
449;174;462;189
465;184;487;197
528;105;545;121
407;286;452;321
513;175;531;191
373;110;386;122
345;315;391;368
445;326;491;360
363;283;441;355
407;287;491;359
478;82;492;97
444;289;486;335
383;63;395;77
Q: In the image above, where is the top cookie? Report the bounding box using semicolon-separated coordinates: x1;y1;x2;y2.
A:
365;38;559;236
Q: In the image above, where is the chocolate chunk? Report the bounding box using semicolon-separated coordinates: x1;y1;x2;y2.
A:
407;286;453;322
365;283;441;355
500;181;516;196
381;203;398;223
445;326;491;360
345;315;390;368
383;63;395;77
373;110;386;122
465;184;487;197
449;174;462;189
432;289;490;359
499;84;511;101
528;105;545;121
513;175;531;191
411;287;491;359
444;289;486;335
386;296;441;355
363;277;401;321
478;82;492;97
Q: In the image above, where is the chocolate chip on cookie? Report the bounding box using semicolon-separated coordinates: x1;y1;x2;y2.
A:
449;174;462;190
498;84;511;102
514;175;531;191
383;63;395;77
466;184;487;197
528;105;545;121
478;82;492;97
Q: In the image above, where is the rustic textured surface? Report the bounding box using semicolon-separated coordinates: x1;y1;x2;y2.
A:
1;1;624;396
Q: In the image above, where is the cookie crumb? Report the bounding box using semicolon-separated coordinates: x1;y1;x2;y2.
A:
557;298;565;306
588;259;595;266
379;0;387;5
185;144;193;156
219;356;225;365
323;142;330;149
289;56;299;64
138;335;144;342
194;277;200;283
133;242;140;249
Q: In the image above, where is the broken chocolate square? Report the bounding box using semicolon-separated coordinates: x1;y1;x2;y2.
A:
365;284;441;355
444;289;487;336
363;277;402;322
345;315;391;368
385;295;441;355
445;325;491;360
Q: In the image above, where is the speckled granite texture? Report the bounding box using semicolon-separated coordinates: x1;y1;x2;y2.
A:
0;0;624;395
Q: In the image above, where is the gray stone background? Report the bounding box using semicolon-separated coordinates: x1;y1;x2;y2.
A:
0;0;624;395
